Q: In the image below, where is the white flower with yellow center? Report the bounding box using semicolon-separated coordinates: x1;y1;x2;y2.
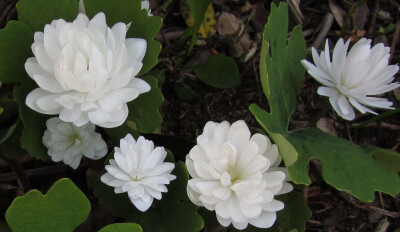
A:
25;12;150;128
301;38;399;120
186;120;292;230
101;134;176;212
43;117;108;169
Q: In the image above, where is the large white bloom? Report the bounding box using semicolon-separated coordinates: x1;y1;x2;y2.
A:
301;38;399;120
186;121;292;230
101;134;176;212
25;12;150;128
43;117;108;169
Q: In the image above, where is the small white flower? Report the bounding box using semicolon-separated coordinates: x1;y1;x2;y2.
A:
186;120;292;230
43;117;108;169
101;134;176;212
25;12;150;128
301;38;400;120
141;0;153;16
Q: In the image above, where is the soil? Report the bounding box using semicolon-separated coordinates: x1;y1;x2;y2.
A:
0;0;399;231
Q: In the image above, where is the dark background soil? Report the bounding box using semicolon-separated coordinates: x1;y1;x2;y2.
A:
0;0;399;231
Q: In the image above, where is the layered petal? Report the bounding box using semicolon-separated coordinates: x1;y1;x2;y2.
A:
25;12;150;128
302;38;400;120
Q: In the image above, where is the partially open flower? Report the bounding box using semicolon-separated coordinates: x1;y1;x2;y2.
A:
186;121;292;230
101;134;176;212
25;12;150;128
301;38;399;120
43;117;108;169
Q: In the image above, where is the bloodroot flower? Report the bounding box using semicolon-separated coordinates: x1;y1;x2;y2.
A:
25;12;150;128
101;134;176;212
43;117;108;169
186;121;292;230
301;38;400;120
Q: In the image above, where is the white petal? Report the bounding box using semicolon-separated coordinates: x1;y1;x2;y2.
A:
248;211;276;228
126;38;147;62
130;196;153;212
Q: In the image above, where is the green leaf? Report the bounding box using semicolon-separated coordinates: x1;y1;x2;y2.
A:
0;21;33;84
98;223;142;232
275;190;311;232
94;152;204;232
285;128;400;201
128;75;163;134
147;69;166;87
256;3;306;134
6;178;91;232
362;145;400;172
186;0;211;52
84;0;162;74
14;85;50;161
194;55;241;89
250;2;400;202
17;0;79;33
174;83;197;103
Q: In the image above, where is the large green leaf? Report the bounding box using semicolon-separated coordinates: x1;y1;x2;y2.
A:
84;0;162;74
194;55;241;89
285;128;400;201
0;21;33;84
17;0;79;33
250;2;306;166
98;223;142;232
94;153;204;232
250;2;400;203
128;75;163;134
6;178;91;232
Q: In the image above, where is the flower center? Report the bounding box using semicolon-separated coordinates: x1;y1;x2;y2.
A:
69;133;82;145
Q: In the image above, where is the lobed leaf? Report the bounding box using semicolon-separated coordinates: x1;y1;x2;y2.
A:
6;178;91;232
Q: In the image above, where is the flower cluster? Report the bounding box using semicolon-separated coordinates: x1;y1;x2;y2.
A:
186;121;292;229
43;117;108;169
25;12;150;128
101;134;176;212
301;38;399;120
